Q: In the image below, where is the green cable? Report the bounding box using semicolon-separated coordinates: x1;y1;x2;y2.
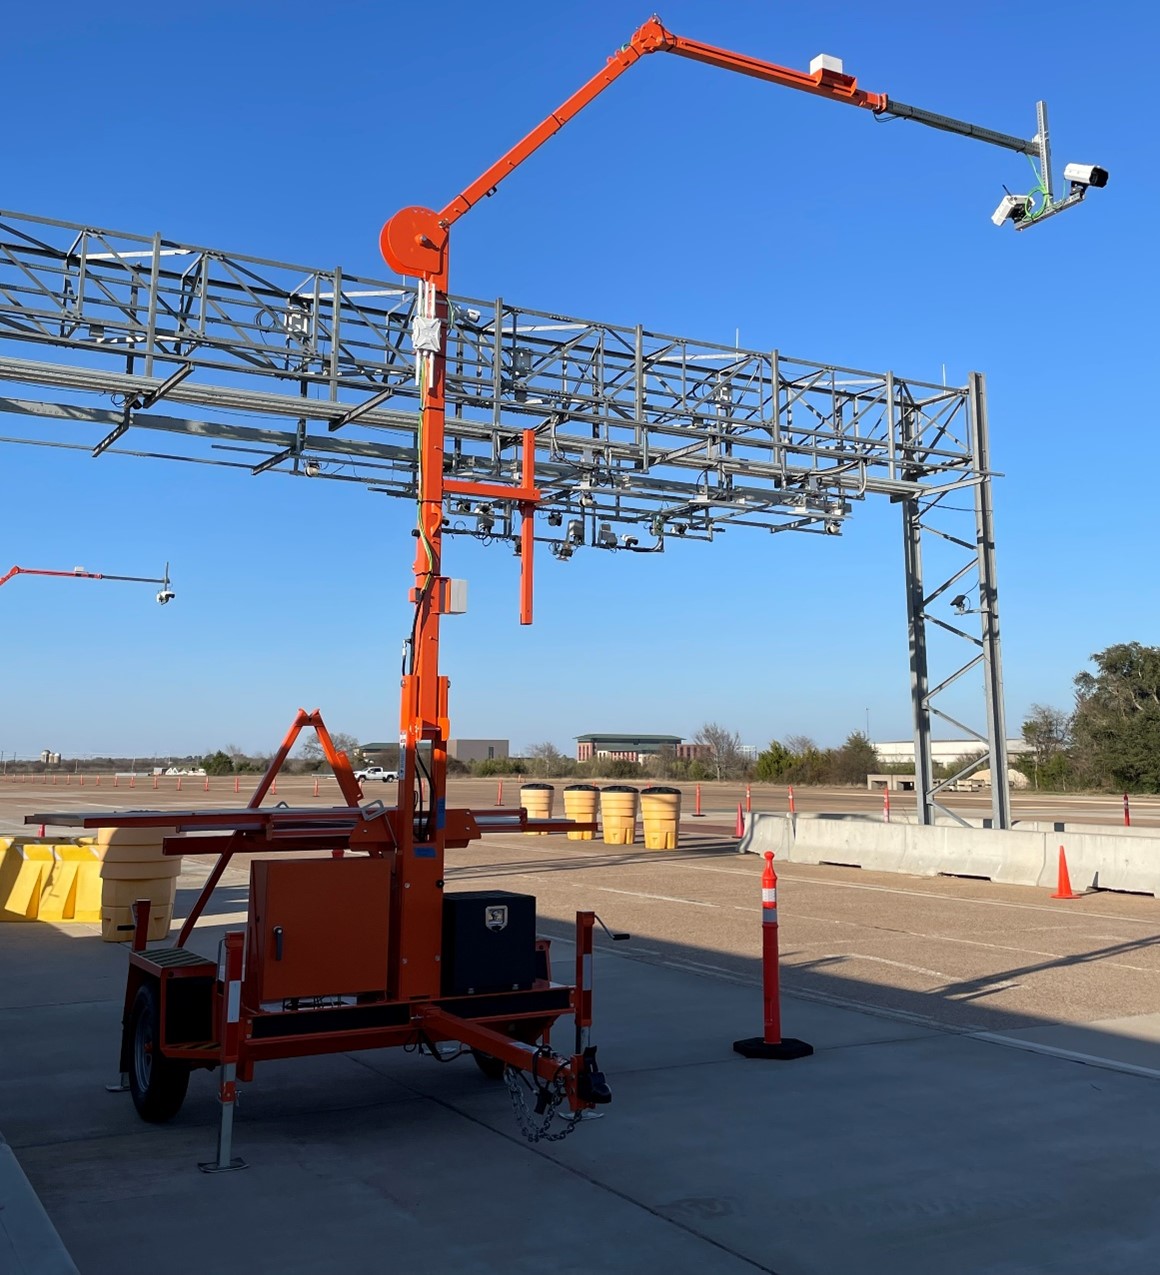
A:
1020;154;1050;221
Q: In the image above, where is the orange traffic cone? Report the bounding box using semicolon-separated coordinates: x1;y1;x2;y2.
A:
735;802;745;839
1051;845;1080;900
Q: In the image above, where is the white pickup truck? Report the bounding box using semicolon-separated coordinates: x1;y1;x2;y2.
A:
354;765;398;783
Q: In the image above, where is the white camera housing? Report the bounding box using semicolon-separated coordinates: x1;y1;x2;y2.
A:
156;589;175;605
1063;162;1109;189
992;193;1032;227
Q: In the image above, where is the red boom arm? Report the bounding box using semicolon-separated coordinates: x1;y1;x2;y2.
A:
380;16;886;283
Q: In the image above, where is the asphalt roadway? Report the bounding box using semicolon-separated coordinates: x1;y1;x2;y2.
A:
5;778;1160;1272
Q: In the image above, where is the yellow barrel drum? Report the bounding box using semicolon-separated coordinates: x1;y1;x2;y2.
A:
562;784;599;841
519;783;555;835
599;785;639;846
641;786;682;850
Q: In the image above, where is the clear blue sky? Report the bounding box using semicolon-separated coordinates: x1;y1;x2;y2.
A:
0;0;1153;760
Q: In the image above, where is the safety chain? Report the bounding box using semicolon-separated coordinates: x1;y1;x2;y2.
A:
503;1061;582;1144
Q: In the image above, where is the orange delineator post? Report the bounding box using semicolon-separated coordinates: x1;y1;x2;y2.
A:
312;777;319;798
787;785;795;815
693;784;704;817
495;780;504;807
883;788;891;822
1051;845;1080;900
1123;793;1130;827
733;852;813;1060
745;784;752;813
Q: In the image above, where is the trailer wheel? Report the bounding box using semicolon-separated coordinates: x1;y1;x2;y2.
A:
471;1049;506;1080
129;981;190;1123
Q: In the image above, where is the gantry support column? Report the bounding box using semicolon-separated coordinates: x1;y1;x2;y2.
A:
969;372;1011;830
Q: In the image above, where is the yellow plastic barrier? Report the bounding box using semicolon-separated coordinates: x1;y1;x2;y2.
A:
640;786;682;850
54;845;103;922
0;843;53;921
38;856;79;921
599;786;639;846
563;784;599;841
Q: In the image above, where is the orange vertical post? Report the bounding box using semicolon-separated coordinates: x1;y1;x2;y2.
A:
519;429;536;625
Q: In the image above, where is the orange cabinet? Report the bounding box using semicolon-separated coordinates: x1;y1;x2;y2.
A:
246;857;391;1003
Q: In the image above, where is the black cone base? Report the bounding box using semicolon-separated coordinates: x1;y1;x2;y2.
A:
732;1036;813;1060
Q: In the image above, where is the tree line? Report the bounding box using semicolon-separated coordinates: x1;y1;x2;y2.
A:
488;724;883;786
1018;642;1160;793
45;639;1155;793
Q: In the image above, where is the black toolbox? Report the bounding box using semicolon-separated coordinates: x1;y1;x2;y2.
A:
441;890;537;996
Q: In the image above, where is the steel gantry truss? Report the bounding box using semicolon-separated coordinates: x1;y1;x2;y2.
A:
0;208;1008;826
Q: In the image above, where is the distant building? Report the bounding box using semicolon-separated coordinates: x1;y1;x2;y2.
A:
873;739;1030;767
361;738;508;766
575;733;682;763
447;739;508;763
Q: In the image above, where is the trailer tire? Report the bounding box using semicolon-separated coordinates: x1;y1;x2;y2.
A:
471;1049;506;1080
129;981;190;1123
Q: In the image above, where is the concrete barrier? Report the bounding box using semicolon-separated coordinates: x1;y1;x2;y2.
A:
1044;831;1160;895
741;811;1160;896
738;813;792;859
796;817;910;873
921;825;1048;886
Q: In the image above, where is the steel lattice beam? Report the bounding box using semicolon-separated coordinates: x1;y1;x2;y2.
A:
0;208;1012;825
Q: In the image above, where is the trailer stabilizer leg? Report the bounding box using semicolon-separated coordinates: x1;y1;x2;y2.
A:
198;1063;248;1174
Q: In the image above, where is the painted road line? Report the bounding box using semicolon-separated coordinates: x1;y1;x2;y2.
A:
597;887;718;908
972;1031;1160;1082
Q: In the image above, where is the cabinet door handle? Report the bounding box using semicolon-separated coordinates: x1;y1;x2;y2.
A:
273;926;284;960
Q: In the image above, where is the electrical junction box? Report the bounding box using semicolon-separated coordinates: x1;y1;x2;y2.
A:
435;578;468;615
247;857;391;1003
809;53;844;76
441;890;536;997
